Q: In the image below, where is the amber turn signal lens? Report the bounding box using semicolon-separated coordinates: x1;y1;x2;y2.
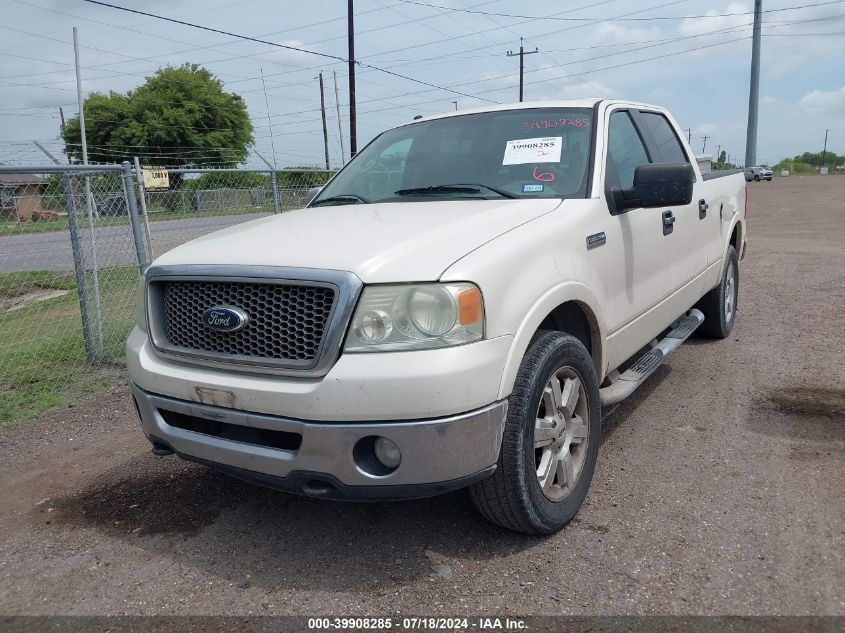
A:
457;287;482;325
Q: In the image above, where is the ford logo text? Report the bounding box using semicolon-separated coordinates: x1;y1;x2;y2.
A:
201;306;249;333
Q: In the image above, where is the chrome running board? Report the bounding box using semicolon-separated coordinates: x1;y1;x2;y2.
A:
599;309;704;407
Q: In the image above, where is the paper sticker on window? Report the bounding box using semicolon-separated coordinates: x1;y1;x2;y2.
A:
503;136;562;165
522;183;544;193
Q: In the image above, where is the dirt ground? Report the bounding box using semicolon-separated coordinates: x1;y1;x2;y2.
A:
0;176;842;616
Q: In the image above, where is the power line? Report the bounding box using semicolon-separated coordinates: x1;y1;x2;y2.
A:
472;34;754;97
80;0;346;62
395;0;845;22
10;0;316;80
81;0;498;104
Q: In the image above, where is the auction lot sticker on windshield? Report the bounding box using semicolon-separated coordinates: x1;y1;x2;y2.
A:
503;136;562;165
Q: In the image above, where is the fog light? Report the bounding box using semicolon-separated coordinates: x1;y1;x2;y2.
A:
373;437;401;469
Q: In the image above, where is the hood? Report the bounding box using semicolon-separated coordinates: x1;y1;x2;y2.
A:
152;198;562;283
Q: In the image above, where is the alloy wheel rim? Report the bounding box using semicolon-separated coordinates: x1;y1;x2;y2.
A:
725;262;736;322
533;366;590;502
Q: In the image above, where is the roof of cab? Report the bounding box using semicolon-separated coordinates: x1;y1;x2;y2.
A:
407;99;605;124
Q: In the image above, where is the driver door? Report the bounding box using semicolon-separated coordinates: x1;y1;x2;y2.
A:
600;108;679;368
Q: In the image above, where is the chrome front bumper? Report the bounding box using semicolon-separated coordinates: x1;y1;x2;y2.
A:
131;383;507;500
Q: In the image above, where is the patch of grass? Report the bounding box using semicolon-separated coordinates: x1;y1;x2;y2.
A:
0;270;78;300
0;266;139;430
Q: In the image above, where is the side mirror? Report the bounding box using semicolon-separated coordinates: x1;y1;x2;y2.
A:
611;163;694;213
305;186;323;206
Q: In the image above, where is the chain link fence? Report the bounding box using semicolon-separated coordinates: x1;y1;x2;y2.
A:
0;162;335;425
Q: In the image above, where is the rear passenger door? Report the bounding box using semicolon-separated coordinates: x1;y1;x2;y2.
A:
633;110;707;296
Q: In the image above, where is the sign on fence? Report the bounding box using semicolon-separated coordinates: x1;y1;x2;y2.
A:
142;166;169;190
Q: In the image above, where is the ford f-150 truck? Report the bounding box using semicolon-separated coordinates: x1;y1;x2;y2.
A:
128;99;747;534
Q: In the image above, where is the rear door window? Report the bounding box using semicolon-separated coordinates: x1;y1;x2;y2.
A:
637;111;689;164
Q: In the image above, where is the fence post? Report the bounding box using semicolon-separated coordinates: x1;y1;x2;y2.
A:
133;157;155;260
120;161;148;274
61;173;95;364
271;169;281;214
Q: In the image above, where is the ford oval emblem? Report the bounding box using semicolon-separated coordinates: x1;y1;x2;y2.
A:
201;305;249;332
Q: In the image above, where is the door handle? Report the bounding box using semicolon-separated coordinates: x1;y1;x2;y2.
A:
698;199;709;219
662;210;675;235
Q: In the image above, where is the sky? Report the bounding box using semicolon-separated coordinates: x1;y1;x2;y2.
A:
1;0;844;169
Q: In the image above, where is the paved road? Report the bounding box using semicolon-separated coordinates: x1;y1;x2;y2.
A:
0;177;842;616
0;212;268;272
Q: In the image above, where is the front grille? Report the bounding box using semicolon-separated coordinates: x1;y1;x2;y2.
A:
160;280;336;364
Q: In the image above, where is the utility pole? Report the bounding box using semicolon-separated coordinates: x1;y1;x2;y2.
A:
452;100;458;111
506;38;538;102
73;26;104;357
701;135;709;153
347;0;357;156
333;71;345;164
73;28;90;171
58;106;68;162
318;72;330;171
822;129;829;167
686;128;694;144
259;68;277;170
33;141;60;165
745;0;763;168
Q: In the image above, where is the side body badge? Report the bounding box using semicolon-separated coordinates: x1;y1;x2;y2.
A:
586;232;607;250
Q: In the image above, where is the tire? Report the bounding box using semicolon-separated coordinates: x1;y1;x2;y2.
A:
697;245;739;339
754;175;760;181
470;331;601;535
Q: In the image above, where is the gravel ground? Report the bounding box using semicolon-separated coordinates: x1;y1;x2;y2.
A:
0;176;842;616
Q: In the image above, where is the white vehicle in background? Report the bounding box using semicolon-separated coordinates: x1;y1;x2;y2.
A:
128;99;747;534
745;166;773;181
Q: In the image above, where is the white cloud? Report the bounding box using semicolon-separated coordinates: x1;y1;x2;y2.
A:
678;2;751;37
591;22;662;44
697;123;720;136
798;86;845;115
256;40;317;67
646;88;675;103
529;74;616;100
761;95;779;105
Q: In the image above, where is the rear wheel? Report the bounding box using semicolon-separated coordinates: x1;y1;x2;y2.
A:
470;331;600;534
697;245;739;338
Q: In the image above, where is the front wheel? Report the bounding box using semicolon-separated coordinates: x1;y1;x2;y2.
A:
470;331;601;534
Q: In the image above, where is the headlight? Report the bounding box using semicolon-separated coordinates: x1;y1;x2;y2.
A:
345;283;483;352
135;275;147;332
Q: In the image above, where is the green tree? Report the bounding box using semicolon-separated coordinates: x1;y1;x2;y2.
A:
180;172;268;190
62;64;253;168
276;166;337;189
718;150;727;166
774;150;843;172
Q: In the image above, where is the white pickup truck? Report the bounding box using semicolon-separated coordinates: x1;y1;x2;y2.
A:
128;99;746;534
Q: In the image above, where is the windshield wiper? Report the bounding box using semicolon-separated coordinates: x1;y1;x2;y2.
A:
394;183;518;199
310;194;370;206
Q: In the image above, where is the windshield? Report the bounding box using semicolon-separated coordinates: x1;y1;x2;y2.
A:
313;107;594;205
